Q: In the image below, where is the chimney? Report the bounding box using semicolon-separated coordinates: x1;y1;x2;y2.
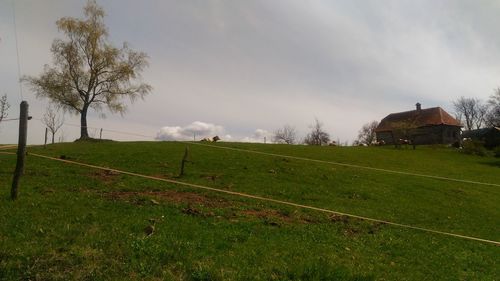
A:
416;102;421;111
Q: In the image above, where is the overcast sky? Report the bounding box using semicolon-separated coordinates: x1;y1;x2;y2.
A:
1;0;500;144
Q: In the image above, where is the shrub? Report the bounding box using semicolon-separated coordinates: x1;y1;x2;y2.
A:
494;146;500;158
461;139;487;156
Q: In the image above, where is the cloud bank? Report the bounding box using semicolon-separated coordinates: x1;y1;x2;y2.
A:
2;1;500;144
156;121;226;141
240;129;272;143
156;122;272;143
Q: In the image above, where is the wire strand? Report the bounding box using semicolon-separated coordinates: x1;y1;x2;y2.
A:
25;151;500;247
27;117;500;187
186;142;500;188
1;118;20;122
12;0;24;101
32;118;156;139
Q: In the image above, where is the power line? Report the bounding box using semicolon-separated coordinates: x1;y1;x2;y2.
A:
32;118;156;139
61;122;156;139
0;118;20;122
12;0;24;101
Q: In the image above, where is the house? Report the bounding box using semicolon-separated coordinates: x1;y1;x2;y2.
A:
462;127;500;148
375;103;462;145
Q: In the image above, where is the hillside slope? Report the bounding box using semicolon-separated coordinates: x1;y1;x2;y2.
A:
0;142;498;280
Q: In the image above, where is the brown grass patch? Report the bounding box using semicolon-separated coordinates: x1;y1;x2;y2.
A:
241;209;292;222
90;170;120;183
103;190;228;208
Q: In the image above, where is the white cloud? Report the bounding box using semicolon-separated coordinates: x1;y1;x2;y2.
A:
156;121;225;141
3;1;500;144
240;129;272;143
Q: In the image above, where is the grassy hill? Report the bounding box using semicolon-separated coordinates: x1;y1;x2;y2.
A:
0;142;499;280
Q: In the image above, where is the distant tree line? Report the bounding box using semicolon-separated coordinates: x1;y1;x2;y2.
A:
273;118;384;147
273;118;332;146
453;89;500;130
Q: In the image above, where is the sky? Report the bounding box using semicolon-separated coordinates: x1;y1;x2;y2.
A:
1;0;500;144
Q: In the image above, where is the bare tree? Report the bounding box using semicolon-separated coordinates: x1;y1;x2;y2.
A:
476;103;489;129
356;120;379;145
273;124;297;144
486;88;500;127
453;97;487;130
42;104;64;144
304;118;330;145
23;0;151;140
0;94;9;124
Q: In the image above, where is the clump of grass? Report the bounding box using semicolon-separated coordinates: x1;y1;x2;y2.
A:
494;146;500;158
461;139;487;156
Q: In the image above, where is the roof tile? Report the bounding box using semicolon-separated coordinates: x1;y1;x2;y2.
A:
375;107;461;132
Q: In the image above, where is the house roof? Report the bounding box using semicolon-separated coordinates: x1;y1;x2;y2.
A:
375;107;461;132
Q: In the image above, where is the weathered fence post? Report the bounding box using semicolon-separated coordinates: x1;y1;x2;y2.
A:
179;146;190;177
44;127;48;148
11;101;28;200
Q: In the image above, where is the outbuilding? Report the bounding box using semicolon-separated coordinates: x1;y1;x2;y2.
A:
462;127;500;148
375;103;462;145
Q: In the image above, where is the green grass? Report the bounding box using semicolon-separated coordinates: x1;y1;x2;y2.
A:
0;141;499;280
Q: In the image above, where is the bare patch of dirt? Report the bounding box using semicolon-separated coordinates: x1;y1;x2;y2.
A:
150;173;176;179
103;190;229;208
240;209;293;224
329;214;350;224
89;170;120;183
328;214;386;236
199;173;224;183
239;209;322;226
99;189;383;232
181;206;215;217
343;227;361;237
367;222;386;234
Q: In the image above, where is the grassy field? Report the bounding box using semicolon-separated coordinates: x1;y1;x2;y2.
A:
0;141;499;280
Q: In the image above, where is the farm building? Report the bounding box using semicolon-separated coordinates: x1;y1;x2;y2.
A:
462;127;500;148
375;103;462;145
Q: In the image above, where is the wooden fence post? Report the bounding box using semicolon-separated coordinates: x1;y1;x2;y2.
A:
11;101;28;200
179;146;190;177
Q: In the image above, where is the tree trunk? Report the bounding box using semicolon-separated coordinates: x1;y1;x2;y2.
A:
80;106;89;139
52;132;55;144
